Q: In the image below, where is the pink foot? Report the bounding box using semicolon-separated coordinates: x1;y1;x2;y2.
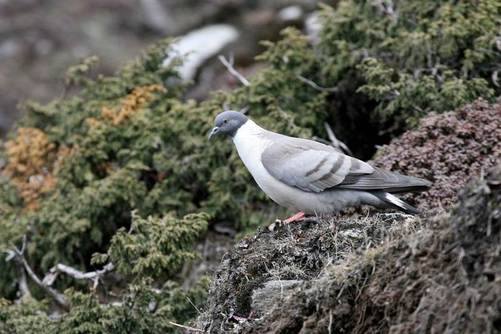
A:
282;211;305;224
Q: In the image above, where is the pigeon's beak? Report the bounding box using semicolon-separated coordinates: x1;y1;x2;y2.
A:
208;126;219;140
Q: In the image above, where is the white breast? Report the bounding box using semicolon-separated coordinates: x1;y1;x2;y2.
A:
232;121;272;186
232;121;299;209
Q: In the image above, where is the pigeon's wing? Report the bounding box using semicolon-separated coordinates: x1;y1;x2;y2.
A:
261;135;431;193
261;138;374;193
338;168;431;193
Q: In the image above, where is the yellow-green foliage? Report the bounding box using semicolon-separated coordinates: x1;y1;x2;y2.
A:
93;212;209;279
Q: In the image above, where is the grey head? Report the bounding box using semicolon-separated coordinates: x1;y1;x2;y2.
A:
208;110;248;139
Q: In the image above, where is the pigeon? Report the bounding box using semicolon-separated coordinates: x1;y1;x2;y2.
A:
209;110;431;222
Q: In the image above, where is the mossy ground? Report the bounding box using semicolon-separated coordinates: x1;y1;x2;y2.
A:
197;163;501;334
240;165;500;333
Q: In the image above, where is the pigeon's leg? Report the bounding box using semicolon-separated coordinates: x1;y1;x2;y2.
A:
282;211;305;224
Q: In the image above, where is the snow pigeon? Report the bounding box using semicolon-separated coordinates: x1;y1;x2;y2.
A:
209;110;431;222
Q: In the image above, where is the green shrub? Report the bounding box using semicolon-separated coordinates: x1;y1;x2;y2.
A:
93;211;208;279
318;0;499;150
0;277;209;334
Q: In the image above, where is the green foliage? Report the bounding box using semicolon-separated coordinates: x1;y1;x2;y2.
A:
93;212;208;279
0;277;209;334
319;0;500;131
0;299;56;333
64;56;100;87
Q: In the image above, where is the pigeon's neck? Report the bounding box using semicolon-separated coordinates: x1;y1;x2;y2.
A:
233;119;265;138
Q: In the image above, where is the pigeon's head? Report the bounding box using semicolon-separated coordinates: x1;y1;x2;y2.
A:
209;110;248;139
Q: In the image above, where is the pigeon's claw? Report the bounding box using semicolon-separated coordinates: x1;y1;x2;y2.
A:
282;211;305;224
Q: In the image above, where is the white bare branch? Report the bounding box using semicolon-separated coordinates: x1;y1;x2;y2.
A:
218;54;250;87
324;122;353;155
168;321;203;332
45;263;115;290
297;74;338;93
7;237;70;310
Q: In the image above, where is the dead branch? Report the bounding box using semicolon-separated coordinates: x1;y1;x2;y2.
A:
324;122;353;155
5;235;31;300
218;54;250;87
297;74;338;93
6;236;70;311
7;255;32;300
16;265;32;299
44;262;115;290
373;0;397;20
168;321;203;332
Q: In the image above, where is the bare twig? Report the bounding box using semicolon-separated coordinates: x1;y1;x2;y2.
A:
44;263;115;290
492;70;499;87
373;0;397;20
6;243;33;300
168;321;203;332
297;74;338;93
186;296;202;314
7;237;70;310
218;54;250;86
43;224;134;289
324;122;353;155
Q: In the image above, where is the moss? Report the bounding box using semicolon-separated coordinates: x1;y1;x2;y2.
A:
196;214;422;331
373;99;501;212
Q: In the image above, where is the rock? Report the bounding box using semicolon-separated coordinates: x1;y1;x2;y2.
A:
162;24;239;81
277;6;304;22
251;165;501;334
195;213;421;333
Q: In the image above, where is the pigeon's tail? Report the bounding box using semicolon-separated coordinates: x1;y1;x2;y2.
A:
374;192;420;215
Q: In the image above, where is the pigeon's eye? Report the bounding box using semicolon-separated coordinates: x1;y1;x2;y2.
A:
223;119;228;124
